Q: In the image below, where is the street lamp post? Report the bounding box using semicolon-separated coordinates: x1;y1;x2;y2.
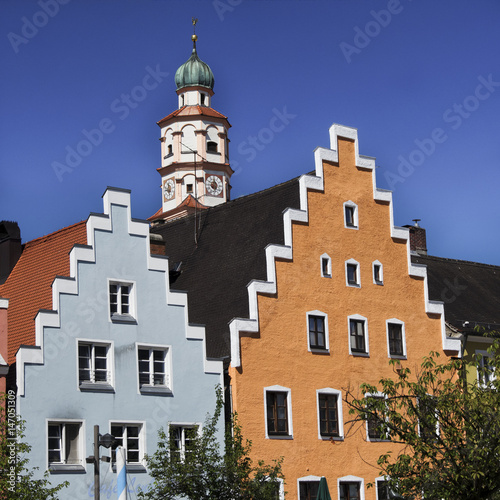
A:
86;425;115;500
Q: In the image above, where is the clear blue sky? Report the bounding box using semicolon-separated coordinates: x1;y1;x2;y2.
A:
1;0;499;265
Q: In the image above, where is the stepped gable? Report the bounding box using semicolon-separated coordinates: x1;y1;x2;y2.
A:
0;221;87;364
151;177;301;359
412;254;500;334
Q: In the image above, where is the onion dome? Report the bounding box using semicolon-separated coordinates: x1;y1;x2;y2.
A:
175;35;215;91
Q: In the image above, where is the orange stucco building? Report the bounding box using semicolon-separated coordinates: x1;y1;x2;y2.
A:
228;124;461;500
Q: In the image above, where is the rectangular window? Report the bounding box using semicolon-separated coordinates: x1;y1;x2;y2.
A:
48;422;82;466
321;257;331;278
266;391;289;436
299;481;319;500
318;393;339;437
418;396;438;442
186;184;193;193
111;424;142;465
340;482;360;500
388;323;404;356
169;425;198;462
477;351;495;387
78;342;111;387
109;282;133;318
345;206;355;227
309;315;326;350
138;347;168;388
349;319;366;353
366;396;389;440
347;264;358;285
373;264;382;284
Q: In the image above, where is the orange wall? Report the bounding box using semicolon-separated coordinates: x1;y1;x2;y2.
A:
230;137;449;499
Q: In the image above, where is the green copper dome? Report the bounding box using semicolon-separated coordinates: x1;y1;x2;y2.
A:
175;41;215;91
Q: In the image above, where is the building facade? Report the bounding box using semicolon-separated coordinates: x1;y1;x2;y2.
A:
7;188;223;498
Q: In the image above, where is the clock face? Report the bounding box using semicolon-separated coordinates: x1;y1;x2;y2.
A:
163;178;175;200
205;175;223;197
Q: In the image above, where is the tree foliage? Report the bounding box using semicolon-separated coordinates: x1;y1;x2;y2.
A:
0;391;68;499
138;386;284;499
345;342;500;500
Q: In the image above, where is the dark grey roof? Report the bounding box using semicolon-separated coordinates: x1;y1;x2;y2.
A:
151;177;301;359
412;254;500;334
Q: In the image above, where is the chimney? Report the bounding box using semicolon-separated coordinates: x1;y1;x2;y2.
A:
0;221;22;285
403;219;427;255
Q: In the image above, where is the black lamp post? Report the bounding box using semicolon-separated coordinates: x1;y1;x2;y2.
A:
86;425;115;500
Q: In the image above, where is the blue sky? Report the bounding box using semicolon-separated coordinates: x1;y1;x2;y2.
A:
1;0;499;265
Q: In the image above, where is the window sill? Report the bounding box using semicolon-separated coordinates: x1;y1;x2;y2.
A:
49;464;86;474
79;382;115;393
110;314;137;324
267;434;293;440
389;354;407;361
351;351;369;358
140;386;173;396
310;347;330;355
347;282;360;288
112;464;147;473
374;281;384;286
320;435;343;441
345;225;359;230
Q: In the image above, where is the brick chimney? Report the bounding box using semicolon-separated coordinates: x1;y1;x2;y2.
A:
0;221;22;285
403;219;427;255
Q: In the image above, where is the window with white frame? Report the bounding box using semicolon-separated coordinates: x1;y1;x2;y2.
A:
307;311;328;351
338;476;364;500
345;259;360;287
169;425;198;462
343;201;359;229
298;476;320;500
372;261;383;285
265;386;292;438
109;281;135;320
476;349;496;387
365;394;390;441
317;389;343;439
320;253;332;278
78;341;113;390
111;423;145;469
47;421;84;470
348;315;368;355
387;320;406;358
418;395;438;443
137;345;171;393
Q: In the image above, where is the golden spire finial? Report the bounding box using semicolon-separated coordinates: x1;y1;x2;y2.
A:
192;17;198;43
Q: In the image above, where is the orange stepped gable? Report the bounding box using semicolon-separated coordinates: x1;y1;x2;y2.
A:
228;124;460;500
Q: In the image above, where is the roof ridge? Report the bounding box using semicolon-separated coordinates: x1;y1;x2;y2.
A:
417;253;500;270
24;220;86;248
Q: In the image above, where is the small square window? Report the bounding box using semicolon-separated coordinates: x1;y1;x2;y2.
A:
138;346;171;394
318;393;339;437
109;281;134;321
340;482;361;500
299;480;319;500
111;423;144;469
169;425;198;462
349;319;366;354
266;391;289;437
308;315;327;350
48;422;83;468
347;264;358;286
78;342;113;391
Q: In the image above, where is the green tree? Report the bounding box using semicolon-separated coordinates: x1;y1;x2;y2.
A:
0;391;68;499
345;342;500;500
138;386;284;499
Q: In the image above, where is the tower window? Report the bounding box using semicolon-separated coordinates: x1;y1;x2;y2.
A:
200;93;206;106
167;144;173;156
186;184;193;194
207;141;218;153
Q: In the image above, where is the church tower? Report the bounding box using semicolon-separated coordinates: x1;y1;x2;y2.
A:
150;26;232;222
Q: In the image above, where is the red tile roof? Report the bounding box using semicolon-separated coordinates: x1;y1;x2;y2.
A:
157;105;229;125
149;195;208;221
0;221;87;364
